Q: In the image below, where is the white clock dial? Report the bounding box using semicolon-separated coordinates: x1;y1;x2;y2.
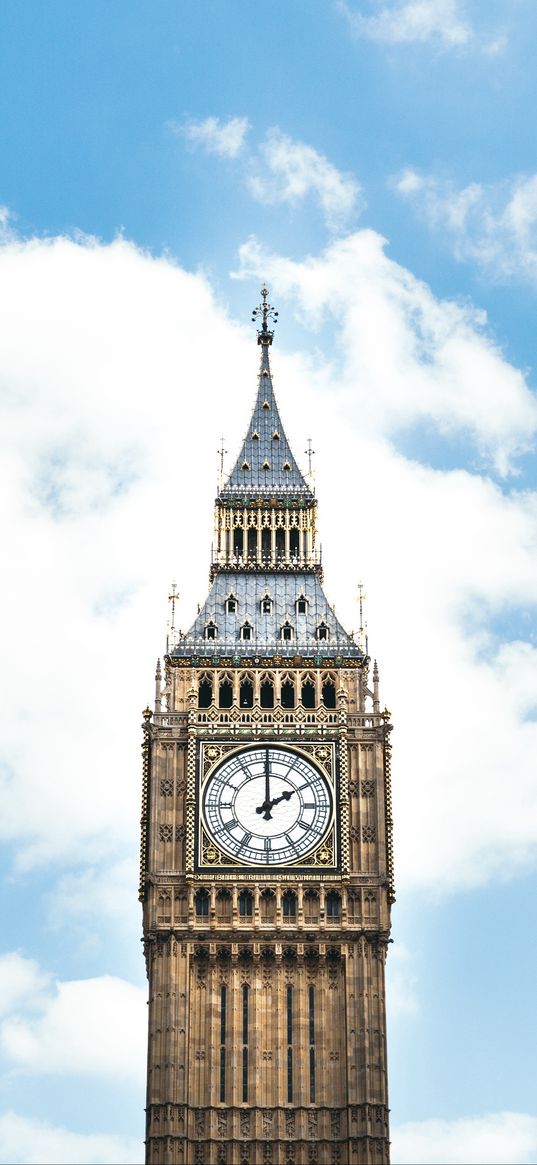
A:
202;746;332;866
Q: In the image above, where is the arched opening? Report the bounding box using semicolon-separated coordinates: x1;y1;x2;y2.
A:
317;622;329;641
198;678;212;708
296;595;307;615
282;890;297;919
216;889;232;922
281;680;295;709
260;889;276;923
290;529;300;558
301;679;315;709
195;889;210;917
322;679;336;709
227;594;237;613
241;623;252;642
260;679;274;709
205;621;217;640
281;622;293;642
261;595;272;614
175;893;187;923
304;889;319;924
276;529;285;559
239;890;253;918
240;677;254;708
326;891;341;920
262;528;271;559
219;678;233;709
247;528;257;559
233;528;243;558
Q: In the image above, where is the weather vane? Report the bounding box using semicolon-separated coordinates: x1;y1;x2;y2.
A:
252;286;278;346
217;436;227;491
357;582;367;652
305;438;315;476
168;582;179;633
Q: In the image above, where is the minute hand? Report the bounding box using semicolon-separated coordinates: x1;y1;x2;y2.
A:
269;790;294;809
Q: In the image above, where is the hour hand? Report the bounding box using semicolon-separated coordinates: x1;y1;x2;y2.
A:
271;790;294;808
256;799;273;821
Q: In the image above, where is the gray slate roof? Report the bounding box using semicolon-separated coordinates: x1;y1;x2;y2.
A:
171;572;362;661
221;345;313;498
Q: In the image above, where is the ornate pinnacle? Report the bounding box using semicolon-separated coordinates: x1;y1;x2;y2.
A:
252;286;278;346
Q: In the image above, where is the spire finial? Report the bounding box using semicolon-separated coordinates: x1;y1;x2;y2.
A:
252;286;278;346
305;438;315;476
357;582;367;652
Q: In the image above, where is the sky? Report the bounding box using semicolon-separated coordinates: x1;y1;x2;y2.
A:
0;1;536;1161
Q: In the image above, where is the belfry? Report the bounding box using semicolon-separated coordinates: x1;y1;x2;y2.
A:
140;290;394;1165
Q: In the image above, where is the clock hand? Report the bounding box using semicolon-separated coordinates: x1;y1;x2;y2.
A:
255;788;294;817
255;749;272;820
270;790;294;808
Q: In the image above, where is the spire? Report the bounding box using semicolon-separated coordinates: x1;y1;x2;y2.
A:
221;289;312;498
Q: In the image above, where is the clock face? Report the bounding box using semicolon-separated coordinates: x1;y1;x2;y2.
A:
202;746;333;866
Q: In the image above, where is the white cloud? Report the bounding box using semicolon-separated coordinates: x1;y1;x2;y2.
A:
248;129;363;231
392;1111;537;1164
0;954;50;1018
386;944;419;1017
338;0;474;47
0;1111;142;1165
178;115;249;157
1;223;537;901
394;167;537;283
1;971;146;1086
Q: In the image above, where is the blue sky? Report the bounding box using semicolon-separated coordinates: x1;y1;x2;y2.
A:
1;2;537;1162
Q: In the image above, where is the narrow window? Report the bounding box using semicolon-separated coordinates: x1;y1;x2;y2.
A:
241;623;252;642
261;529;271;559
317;623;329;641
276;529;285;558
198;679;212;708
260;679;274;709
290;529;300;557
233;529;243;558
195;889;209;917
309;986;315;1103
272;430;280;440
297;597;307;614
301;679;315;709
241;460;250;471
242;984;249;1102
322;679;336;709
281;623;293;642
281;680;295;709
219;679;233;709
247;529;257;558
240;678;254;708
262;460;270;470
205;622;217;640
326;891;341;919
283;890;297;919
252;430;260;440
239;891;253;917
220;985;227;1102
261;596;272;614
227;596;237;613
287;986;293;1103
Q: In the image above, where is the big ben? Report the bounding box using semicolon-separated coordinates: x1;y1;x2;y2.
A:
140;289;394;1165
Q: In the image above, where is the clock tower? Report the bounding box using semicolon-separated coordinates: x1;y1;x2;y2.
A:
140;290;394;1165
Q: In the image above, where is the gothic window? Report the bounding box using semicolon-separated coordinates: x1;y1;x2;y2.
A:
205;621;217;640
309;986;316;1103
290;528;300;557
195;889;210;917
281;622;293;642
282;890;297;919
239;890;253;917
283;461;291;471
252;430;259;440
260;678;274;709
287;986;294;1103
281;679;295;709
261;528;271;559
275;529;285;558
304;889;319;924
317;622;329;641
240;622;253;642
322;678;336;708
242;985;249;1102
240;677;254;708
220;985;227;1103
261;595;272;614
262;460;270;470
241;460;250;471
233;529;243;558
272;430;280;440
198;677;213;708
226;594;237;613
260;888;276;923
262;399;270;409
326;891;341;920
216;888;232;922
296;595;308;614
219;677;233;709
301;678;316;709
247;528;257;558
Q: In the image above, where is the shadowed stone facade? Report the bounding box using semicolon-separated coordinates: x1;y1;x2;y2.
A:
140;290;394;1165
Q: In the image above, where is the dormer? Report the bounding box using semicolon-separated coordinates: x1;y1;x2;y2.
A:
240;621;253;642
260;594;273;615
317;621;329;641
226;593;238;614
296;594;308;615
280;621;294;642
205;620;217;640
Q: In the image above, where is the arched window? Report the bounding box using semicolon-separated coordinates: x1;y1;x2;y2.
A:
205;621;217;640
240;622;253;642
247;528;257;558
240;677;254;708
233;529;243;558
198;677;212;708
260;889;276;923
322;679;336;709
261;595;272;614
261;529;271;559
226;594;237;614
239;890;253;918
317;622;329;641
282;890;297;919
301;678;315;709
281;622;293;642
296;595;308;615
281;679;295;709
290;529;300;558
219;678;233;709
276;529;285;559
195;889;210;917
216;888;231;922
326;891;341;920
260;678;274;709
304;889;319;923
